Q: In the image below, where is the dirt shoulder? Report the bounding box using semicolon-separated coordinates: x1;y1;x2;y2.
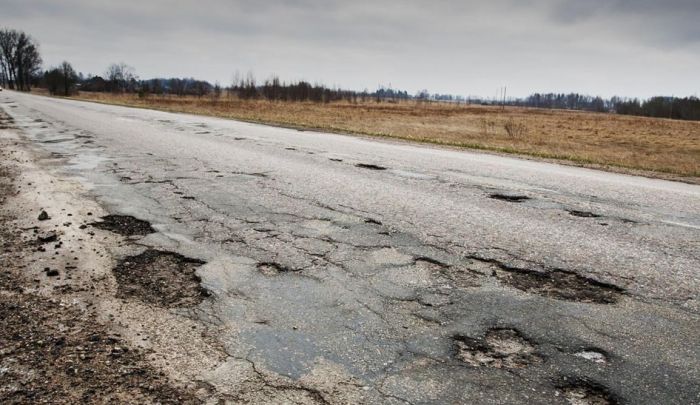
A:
0;124;202;403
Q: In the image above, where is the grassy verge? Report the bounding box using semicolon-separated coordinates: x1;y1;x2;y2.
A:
50;91;700;181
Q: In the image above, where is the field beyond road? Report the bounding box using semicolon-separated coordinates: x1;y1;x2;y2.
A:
65;91;700;180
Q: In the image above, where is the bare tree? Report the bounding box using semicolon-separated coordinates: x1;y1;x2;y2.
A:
0;28;42;91
45;61;78;96
105;62;137;93
59;61;77;95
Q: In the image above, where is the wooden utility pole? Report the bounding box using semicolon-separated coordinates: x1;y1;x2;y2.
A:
502;86;507;111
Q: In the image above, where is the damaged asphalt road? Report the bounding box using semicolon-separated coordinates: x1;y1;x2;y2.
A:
1;91;699;404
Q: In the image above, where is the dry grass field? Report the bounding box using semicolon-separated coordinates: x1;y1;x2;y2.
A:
65;92;700;180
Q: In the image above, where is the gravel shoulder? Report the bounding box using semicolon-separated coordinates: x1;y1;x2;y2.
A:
0;127;206;403
0;107;343;404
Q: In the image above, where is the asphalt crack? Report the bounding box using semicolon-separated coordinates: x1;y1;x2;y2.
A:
356;163;387;171
489;193;531;203
569;210;602;218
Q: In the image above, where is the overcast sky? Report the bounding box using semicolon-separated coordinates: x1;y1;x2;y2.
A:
3;0;699;98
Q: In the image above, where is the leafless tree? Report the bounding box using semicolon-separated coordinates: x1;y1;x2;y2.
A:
105;62;137;93
0;28;42;91
45;61;78;96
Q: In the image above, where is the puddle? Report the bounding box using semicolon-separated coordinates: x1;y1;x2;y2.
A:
356;163;387;171
113;250;209;307
91;215;155;236
454;328;540;369
495;267;623;304
489;193;530;203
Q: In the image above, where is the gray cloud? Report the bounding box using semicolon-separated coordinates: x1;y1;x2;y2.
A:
2;0;699;98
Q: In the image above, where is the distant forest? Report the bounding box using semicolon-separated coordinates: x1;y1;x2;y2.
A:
1;27;699;121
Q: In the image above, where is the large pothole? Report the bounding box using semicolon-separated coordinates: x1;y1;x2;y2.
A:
453;328;541;369
495;267;623;304
113;250;209;307
91;215;155;236
558;379;619;405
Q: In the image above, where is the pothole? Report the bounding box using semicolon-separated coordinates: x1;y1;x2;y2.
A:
558;380;619;405
356;163;387;171
90;215;155;236
489;193;530;203
454;328;541;369
495;267;623;304
569;210;602;218
573;349;608;364
113;250;209;307
257;262;299;276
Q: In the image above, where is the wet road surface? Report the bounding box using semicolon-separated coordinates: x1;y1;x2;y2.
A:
2;91;699;404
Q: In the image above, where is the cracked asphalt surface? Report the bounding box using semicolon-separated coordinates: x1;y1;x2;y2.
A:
2;91;699;404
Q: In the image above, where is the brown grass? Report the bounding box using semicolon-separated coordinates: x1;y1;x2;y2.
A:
60;91;700;180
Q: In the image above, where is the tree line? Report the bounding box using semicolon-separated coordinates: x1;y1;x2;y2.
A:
42;63;700;121
492;92;700;121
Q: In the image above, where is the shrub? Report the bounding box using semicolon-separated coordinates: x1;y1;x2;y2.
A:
504;118;528;137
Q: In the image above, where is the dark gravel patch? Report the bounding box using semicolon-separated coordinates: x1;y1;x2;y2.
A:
557;378;620;405
495;267;624;304
113;250;209;307
0;157;199;403
0;294;199;404
454;328;541;369
91;215;155;236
